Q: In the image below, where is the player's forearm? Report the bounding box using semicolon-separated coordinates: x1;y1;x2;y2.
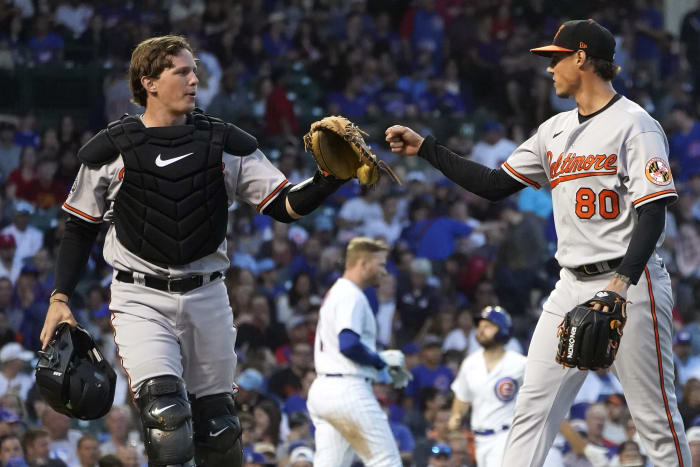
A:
53;215;101;297
338;329;387;369
450;397;469;417
263;171;344;222
417;135;524;201
615;199;666;285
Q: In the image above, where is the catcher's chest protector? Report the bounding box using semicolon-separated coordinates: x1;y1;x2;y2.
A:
106;112;228;265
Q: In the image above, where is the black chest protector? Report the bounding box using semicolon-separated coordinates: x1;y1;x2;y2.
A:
88;110;256;265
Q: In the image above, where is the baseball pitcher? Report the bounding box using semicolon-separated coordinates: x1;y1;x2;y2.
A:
386;19;689;467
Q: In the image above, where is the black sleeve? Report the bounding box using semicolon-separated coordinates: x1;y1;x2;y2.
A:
263;170;345;222
53;216;101;297
615;199;667;285
417;135;525;201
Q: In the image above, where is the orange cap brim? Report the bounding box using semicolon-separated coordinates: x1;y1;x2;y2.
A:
530;45;575;56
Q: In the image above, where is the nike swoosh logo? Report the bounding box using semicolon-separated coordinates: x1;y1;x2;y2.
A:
553;131;563;138
152;404;176;415
155;152;194;167
209;426;229;437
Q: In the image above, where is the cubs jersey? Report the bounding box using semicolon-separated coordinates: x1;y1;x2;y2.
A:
502;96;676;268
451;349;527;431
63;148;287;276
314;278;379;381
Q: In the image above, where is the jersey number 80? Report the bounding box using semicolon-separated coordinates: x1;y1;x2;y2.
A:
575;188;620;220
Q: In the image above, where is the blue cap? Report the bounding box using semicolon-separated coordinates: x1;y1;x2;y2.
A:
256;258;275;273
674;331;692;345
431;443;452;457
0;408;20;423
237;368;264;392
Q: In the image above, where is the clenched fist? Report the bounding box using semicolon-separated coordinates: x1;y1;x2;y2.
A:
385;125;425;156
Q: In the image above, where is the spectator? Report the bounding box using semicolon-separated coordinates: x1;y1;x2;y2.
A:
76;434;99;467
252;399;282;447
669;104;700;181
675;331;700;386
470;121;517;169
41;409;80;467
0;234;20;284
12;114;39;149
54;1;94;38
6;146;38;203
33;158;66;210
0;122;21;184
395;259;440;344
413;407;452;467
405;337;454;404
375;273;397;349
267;342;312;400
26;17;64;65
0;343;34;400
206;67;252;124
99;407;144;465
362;194;403;246
22;427;68;467
0;434;24;465
2;201;43;265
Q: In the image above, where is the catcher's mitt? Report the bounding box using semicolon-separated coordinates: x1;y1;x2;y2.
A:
556;291;627;371
303;116;401;185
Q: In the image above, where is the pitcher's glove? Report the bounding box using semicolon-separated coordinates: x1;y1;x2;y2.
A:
556;291;627;371
303;116;402;185
379;350;413;389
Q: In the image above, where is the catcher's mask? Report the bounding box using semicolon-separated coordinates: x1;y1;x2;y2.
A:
476;306;512;343
35;323;116;420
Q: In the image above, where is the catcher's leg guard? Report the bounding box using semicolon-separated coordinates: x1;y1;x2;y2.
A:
137;376;195;467
191;392;243;467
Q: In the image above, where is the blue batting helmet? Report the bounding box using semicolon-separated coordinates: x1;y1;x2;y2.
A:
476;306;512;343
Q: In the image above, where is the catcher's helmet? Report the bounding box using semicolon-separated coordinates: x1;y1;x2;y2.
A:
35;323;116;420
476;306;512;343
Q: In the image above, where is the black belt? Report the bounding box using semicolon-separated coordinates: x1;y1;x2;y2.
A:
474;425;510;436
323;373;372;383
572;257;623;276
116;270;222;293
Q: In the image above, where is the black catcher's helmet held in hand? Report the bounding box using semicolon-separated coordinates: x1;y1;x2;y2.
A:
35;323;117;420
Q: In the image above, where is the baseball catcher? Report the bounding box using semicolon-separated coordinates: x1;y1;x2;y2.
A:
304;116;402;185
556;291;627;370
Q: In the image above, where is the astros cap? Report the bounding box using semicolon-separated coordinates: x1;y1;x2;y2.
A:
531;19;616;62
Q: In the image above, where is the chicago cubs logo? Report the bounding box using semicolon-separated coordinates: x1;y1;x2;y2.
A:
494;377;518;402
645;158;672;186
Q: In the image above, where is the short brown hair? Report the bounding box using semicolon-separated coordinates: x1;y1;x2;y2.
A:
21;428;49;452
128;35;193;107
589;57;620;81
345;237;389;268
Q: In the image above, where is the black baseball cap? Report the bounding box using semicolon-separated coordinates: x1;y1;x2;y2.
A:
531;19;616;62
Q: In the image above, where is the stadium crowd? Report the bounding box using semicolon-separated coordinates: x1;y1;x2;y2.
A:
0;0;699;466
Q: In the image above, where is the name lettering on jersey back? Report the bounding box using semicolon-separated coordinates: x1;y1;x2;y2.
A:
548;151;617;188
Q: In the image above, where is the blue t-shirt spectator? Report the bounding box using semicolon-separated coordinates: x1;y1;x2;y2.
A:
402;217;473;260
670;121;700;181
406;364;454;398
326;91;369;120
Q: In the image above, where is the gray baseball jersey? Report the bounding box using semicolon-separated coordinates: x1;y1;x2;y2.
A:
64;145;287;397
502;96;676;268
498;96;690;466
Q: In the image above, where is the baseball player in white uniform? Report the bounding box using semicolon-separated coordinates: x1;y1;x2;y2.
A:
39;35;348;467
386;19;690;467
308;237;409;467
448;307;525;467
